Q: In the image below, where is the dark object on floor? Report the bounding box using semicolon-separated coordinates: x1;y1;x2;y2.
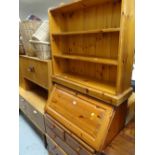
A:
131;80;135;92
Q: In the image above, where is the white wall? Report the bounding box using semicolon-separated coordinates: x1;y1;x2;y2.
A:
19;0;71;20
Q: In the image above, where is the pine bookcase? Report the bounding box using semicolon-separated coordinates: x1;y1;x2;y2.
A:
48;0;134;106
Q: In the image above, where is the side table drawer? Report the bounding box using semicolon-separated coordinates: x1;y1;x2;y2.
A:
27;103;45;133
20;56;49;89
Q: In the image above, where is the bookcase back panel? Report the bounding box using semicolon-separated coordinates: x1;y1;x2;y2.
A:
51;1;121;32
53;58;69;75
53;33;119;59
54;58;117;84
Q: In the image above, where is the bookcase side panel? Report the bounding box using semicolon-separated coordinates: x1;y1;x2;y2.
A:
116;0;135;94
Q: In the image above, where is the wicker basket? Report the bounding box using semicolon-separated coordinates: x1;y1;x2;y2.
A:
32;20;50;42
19;20;42;56
19;43;25;55
29;40;51;60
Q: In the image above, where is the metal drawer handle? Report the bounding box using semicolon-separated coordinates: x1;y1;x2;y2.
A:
33;110;37;114
27;66;35;72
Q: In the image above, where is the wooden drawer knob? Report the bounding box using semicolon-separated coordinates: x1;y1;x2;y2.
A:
27;66;35;72
91;113;95;117
72;100;77;105
33;110;37;114
76;147;81;152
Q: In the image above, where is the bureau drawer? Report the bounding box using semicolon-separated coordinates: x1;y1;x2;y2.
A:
20;57;48;89
48;131;78;155
45;115;65;140
27;103;45;133
65;133;92;155
19;95;28;114
47;135;67;155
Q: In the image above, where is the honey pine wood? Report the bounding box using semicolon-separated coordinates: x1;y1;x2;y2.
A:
19;85;47;134
45;84;127;151
19;86;47;114
20;55;52;95
104;119;135;155
52;75;132;106
117;0;135;94
19;55;52;136
48;0;134;105
52;28;120;36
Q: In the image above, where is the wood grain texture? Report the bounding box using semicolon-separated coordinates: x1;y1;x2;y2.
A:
19;86;47;114
45;85;127;151
53;54;118;66
52;28;120;36
20;55;52;95
103;101;127;148
52;77;132;106
116;0;135;94
53;72;116;94
19;43;53;144
104;119;135;155
50;0;120;14
48;0;134;104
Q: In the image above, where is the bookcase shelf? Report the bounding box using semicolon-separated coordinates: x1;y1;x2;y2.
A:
52;28;120;36
52;73;116;95
52;32;119;60
53;54;118;66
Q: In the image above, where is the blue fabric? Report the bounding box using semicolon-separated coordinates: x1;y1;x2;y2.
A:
19;113;48;155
